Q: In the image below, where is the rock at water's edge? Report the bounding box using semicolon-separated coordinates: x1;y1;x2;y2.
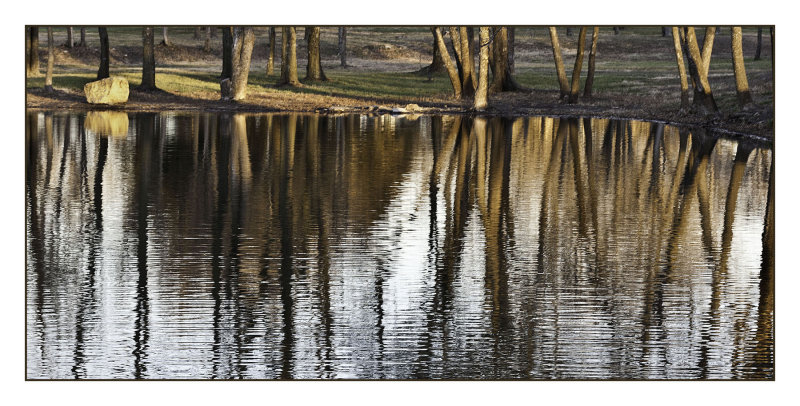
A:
84;77;129;105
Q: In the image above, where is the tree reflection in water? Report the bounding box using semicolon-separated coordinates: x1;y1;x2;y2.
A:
26;111;774;379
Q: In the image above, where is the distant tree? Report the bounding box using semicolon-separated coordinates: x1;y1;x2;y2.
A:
97;27;110;80
613;26;620;35
489;27;521;92
770;27;774;68
566;27;573;36
431;26;461;99
338;27;347;67
221;26;233;79
161;27;171;46
567;27;587;103
26;27;40;77
671;27;690;111
548;27;569;99
267;27;276;75
754;27;762;60
583;27;599;98
228;27;256;100
194;27;202;39
662;27;668;37
79;27;86;47
45;27;54;92
278;27;300;86
203;26;211;52
731;27;754;109
508;27;515;74
305;26;327;81
66;27;74;48
140;27;157;91
474;27;490;111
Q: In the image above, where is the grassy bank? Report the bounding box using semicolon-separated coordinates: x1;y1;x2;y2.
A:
26;26;774;137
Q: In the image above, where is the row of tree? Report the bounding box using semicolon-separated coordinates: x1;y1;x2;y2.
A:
27;26;771;114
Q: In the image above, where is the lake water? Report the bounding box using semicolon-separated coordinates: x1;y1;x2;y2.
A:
25;111;774;379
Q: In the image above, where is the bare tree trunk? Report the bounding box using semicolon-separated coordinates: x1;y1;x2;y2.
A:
682;27;718;113
203;26;211;52
755;27;762;60
97;27;109;80
489;27;521;92
474;27;490;111
448;27;464;82
161;27;171;46
267;27;276;75
221;27;233;79
769;27;774;68
28;27;40;76
424;29;445;74
731;27;754;109
662;26;667;37
568;27;587;103
140;27;157;90
194;27;201;39
80;27;86;47
67;27;74;48
431;26;461;99
230;27;256;101
45;27;54;92
549;27;569;99
508;27;515;74
566;27;573;36
338;27;347;67
583;27;599;98
671;27;690;111
305;26;327;81
459;26;476;97
25;27;32;77
278;27;300;86
700;26;715;76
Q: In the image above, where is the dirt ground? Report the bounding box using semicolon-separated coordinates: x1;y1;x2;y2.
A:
26;26;775;140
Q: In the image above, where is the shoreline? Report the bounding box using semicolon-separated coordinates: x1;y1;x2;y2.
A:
26;87;775;145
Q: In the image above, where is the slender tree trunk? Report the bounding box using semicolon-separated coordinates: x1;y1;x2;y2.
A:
221;27;233;79
448;27;465;83
459;26;476;97
278;27;300;86
755;27;762;60
549;27;569;98
566;27;573;36
203;26;211;52
508;27;515;75
662;26;668;37
25;27;32;77
230;27;256;101
80;27;86;47
682;27;718;113
568;27;587;103
431;26;461;99
97;27;109;80
140;27;157;90
67;27;74;48
425;29;445;74
584;27;599;98
700;26;715;76
45;27;54;92
731;27;754;109
194;27;201;39
770;27;774;70
672;27;690;111
267;27;276;75
305;26;327;81
338;27;347;67
161;27;171;46
489;27;521;92
28;27;40;76
474;27;490;111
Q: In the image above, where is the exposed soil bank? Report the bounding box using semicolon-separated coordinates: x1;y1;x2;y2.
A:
26;86;774;143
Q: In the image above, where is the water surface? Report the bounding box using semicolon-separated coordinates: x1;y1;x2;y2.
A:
25;111;774;379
